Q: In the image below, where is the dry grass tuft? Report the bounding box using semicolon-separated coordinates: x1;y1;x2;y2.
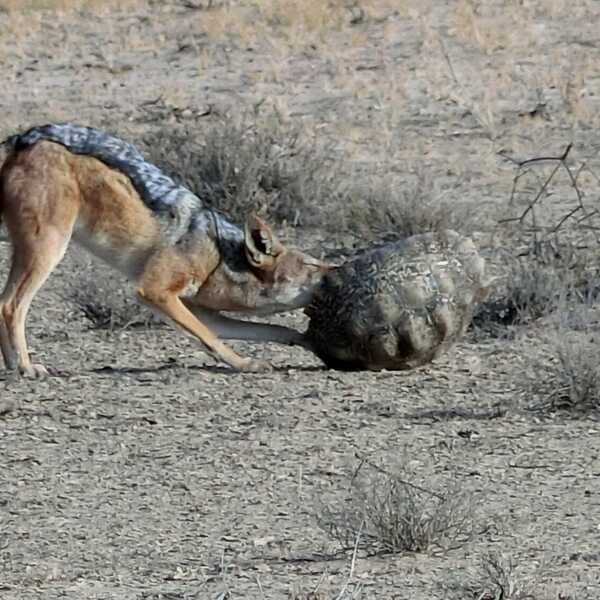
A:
340;167;474;240
464;552;542;600
69;275;160;331
473;239;600;337
142;111;341;228
142;110;472;238
474;140;600;336
521;306;600;414
442;551;554;599
316;457;475;555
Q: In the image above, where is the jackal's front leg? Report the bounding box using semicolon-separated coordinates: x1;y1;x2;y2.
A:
184;305;311;349
138;289;272;372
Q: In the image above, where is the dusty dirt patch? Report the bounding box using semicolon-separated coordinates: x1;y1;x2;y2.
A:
1;1;599;598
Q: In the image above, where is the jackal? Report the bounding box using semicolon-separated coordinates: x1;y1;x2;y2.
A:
0;124;332;377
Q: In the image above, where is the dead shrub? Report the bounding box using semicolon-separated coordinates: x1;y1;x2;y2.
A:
500;143;600;257
141;110;473;238
523;308;600;413
467;552;543;600
475;143;600;336
141;111;342;228
316;457;475;555
473;247;600;336
445;551;567;600
69;276;160;331
504;259;574;322
339;167;474;240
477;553;532;600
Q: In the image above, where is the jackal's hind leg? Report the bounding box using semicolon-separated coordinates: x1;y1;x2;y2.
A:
0;228;71;378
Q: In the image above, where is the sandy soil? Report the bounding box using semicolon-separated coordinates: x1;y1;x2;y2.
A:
1;1;599;598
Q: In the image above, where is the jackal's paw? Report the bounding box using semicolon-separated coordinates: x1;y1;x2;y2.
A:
19;363;50;379
238;358;274;373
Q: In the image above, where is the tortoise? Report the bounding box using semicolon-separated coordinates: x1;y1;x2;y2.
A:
304;230;490;370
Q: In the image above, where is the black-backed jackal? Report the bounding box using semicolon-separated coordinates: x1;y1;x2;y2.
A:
0;124;332;377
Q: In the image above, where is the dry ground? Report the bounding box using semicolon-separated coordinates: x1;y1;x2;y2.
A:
1;1;599;598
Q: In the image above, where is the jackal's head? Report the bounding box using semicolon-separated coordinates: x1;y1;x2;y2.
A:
244;215;333;314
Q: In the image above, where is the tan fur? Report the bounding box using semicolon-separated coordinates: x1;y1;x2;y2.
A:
0;141;331;377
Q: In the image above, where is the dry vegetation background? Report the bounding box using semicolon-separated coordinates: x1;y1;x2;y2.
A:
1;0;600;598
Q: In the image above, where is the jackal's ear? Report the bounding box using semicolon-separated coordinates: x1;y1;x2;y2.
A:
244;214;283;268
